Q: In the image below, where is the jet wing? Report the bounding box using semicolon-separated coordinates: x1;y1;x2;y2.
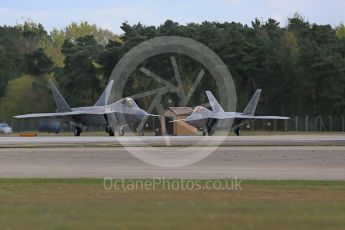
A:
14;111;86;119
247;115;290;120
213;114;289;120
147;114;161;117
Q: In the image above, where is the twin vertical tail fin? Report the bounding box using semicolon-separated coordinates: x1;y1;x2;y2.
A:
94;80;114;106
205;91;224;112
243;89;262;115
49;80;71;112
48;79;114;112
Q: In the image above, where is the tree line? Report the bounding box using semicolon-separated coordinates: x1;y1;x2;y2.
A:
1;14;345;121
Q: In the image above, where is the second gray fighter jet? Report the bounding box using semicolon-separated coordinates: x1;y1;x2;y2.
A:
173;89;289;136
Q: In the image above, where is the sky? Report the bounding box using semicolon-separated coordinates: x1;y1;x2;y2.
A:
0;0;344;34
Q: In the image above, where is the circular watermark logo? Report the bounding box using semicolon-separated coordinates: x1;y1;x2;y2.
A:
107;36;236;167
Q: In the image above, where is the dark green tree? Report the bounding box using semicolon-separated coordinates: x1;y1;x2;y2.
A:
25;48;54;77
57;35;103;106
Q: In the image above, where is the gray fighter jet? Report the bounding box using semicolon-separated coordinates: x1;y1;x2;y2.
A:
14;80;156;136
173;89;289;136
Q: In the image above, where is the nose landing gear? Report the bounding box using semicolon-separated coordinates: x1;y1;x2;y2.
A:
119;125;125;136
119;129;124;136
202;129;208;136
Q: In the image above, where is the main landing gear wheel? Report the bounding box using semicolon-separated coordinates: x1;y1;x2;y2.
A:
234;127;241;136
74;127;82;136
108;129;115;136
202;129;208;136
105;126;115;136
138;130;144;136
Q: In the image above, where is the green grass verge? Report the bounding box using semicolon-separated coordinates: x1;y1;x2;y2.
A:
0;179;344;229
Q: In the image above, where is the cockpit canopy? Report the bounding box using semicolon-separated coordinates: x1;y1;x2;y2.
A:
119;97;137;107
193;106;208;113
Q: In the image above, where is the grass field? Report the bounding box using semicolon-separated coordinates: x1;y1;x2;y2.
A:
0;179;345;229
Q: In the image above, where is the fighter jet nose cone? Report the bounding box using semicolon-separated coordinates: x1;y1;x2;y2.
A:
185;120;192;125
136;110;147;120
185;116;193;122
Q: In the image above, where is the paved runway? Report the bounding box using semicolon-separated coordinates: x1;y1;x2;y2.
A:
0;135;345;180
1;134;345;147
